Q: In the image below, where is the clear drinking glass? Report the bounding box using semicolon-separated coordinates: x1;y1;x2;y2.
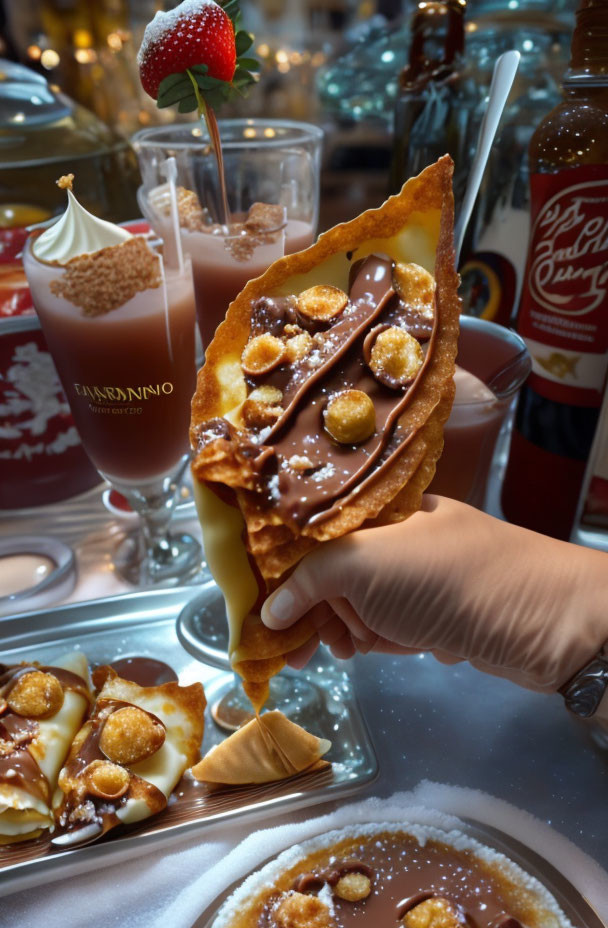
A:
23;234;201;586
429;316;531;508
132;119;323;350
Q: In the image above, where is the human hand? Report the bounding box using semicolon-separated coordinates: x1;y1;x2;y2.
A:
261;496;608;693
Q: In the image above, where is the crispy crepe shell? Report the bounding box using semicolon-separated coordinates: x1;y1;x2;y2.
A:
191;710;330;786
191;157;460;702
54;671;206;840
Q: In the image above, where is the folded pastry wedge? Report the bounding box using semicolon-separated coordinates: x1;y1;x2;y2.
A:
192;710;331;786
191;156;460;710
0;652;91;843
53;668;205;844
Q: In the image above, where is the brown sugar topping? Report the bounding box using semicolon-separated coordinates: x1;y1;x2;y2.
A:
49;236;162;317
175;186;207;232
173;186;286;263
245;203;285;234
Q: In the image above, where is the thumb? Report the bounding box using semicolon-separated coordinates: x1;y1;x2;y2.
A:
261;540;351;630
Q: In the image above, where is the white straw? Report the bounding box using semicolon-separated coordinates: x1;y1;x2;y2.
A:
454;50;520;265
160;156;185;274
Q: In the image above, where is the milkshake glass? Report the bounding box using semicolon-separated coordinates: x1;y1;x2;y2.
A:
429;317;531;508
23;189;200;585
133;120;323;350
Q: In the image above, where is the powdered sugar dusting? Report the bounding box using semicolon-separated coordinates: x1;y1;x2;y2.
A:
137;0;221;64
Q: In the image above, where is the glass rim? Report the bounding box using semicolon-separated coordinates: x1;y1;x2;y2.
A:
23;228;191;279
459;314;527;350
131;118;324;151
458;315;530;405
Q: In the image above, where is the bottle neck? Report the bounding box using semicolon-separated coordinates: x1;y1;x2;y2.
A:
565;0;608;86
402;0;466;89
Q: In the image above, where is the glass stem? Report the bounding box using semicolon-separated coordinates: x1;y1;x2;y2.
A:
136;485;180;568
108;453;198;585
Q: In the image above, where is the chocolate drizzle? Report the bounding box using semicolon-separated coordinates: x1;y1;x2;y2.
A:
197;254;440;527
0;663;89;805
293;858;373;893
0;728;49;805
56;697;167;836
92;657;178;691
0;664;89;705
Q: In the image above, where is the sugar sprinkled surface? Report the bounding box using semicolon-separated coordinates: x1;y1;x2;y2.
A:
137;0;222;63
211;823;574;928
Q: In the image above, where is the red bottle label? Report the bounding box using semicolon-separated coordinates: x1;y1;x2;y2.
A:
0;226;34;318
517;164;608;407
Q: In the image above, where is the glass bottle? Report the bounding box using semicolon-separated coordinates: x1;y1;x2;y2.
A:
458;10;569;323
501;0;608;540
389;0;481;212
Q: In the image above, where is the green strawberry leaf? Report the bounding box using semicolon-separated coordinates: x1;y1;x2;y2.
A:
177;95;198;113
221;0;240;24
193;73;226;90
188;64;209;77
235;30;253;56
157;71;191;92
236;57;260;71
157;75;193;108
204;88;230;110
233;66;256;82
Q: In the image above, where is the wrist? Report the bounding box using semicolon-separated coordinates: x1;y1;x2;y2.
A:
547;542;608;693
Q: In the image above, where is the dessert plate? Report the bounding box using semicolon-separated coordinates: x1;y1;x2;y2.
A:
196;819;606;928
0;584;377;896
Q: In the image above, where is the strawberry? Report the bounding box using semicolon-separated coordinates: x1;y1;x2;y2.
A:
138;0;236;101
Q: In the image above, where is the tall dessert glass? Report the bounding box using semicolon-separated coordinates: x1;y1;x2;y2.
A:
429;317;531;507
23;187;201;585
132;120;323;350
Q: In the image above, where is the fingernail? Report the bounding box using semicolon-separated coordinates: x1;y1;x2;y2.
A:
266;587;296;624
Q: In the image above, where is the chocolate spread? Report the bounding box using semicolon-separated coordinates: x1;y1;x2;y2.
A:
91;657;178;691
56;697;167;835
256;833;531;928
195;254;438;526
293;858;374;893
0;663;89;805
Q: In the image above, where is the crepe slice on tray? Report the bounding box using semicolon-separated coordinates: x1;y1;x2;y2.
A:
190;155;460;712
52;667;205;846
191;710;331;787
0;652;91;844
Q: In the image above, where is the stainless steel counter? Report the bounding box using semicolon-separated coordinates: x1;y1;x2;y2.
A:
350;649;608;868
2;480;606;877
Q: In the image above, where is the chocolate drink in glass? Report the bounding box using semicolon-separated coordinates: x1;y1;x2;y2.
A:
184;208;314;349
133;120;322;353
23;177;200;583
24;238;195;485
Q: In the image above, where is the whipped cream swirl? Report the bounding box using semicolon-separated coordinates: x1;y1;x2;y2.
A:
32;189;132;264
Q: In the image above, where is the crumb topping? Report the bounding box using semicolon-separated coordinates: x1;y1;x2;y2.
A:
49;236;162;317
175;186;208;232
172;187;286;262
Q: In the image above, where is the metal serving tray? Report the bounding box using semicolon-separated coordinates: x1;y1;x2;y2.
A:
0;585;378;896
197;819;606;928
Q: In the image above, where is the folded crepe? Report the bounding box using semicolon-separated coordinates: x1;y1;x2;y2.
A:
53;668;205;844
191;710;330;786
0;652;91;843
190;156;460;711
